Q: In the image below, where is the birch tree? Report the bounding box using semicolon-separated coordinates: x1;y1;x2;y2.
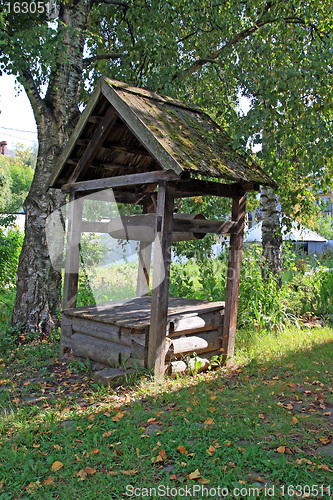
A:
0;0;332;332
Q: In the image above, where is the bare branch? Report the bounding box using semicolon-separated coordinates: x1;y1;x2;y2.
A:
83;52;126;66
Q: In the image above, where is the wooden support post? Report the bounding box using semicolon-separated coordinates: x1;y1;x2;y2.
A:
222;194;246;364
62;190;83;310
148;183;174;379
136;198;155;296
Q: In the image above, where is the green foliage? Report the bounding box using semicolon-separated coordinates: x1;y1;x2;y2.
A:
0;289;16;333
170;245;333;333
0;225;23;291
80;233;108;269
172;195;230;261
0;145;35;213
313;215;333;240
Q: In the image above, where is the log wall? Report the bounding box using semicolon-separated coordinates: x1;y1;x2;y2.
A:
61;297;224;375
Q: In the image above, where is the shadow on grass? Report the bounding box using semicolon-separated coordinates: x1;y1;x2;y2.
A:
0;333;332;498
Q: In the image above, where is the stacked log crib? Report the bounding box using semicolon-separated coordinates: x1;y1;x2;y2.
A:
61;296;225;381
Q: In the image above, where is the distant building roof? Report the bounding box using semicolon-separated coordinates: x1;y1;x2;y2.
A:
245;221;327;243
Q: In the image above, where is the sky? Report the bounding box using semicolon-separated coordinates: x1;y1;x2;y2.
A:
0;73;38;151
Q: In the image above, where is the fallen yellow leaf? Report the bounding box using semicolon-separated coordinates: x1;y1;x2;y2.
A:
84;467;96;475
178;445;188;455
27;482;39;491
77;469;87;481
120;469;138;475
277;446;286;453
188;469;201;480
51;461;63;471
112;412;124;422
158;449;167;460
204;418;215;425
292;416;298;424
199;477;210;484
43;476;54;486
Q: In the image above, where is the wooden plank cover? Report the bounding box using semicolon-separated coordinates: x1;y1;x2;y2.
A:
63;296;225;330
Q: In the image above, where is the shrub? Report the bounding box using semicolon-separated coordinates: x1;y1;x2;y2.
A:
170;245;333;333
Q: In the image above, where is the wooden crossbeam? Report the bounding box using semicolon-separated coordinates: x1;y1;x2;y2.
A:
62;170;180;193
81;216;238;236
88;115;103;124
76;190;146;205
67;106;118;184
170;179;259;198
101;142;152;156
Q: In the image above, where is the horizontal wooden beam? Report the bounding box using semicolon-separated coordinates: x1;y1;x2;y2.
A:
62;169;180;193
81;213;238;237
79;190;146;205
77;139;90;147
88;115;103;124
170;179;259;198
67;158;79;165
90;162;126;172
101;142;152;157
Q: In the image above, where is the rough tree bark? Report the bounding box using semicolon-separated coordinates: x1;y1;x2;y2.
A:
12;0;94;334
260;185;283;285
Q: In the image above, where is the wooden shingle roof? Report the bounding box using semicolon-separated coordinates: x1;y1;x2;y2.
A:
48;77;275;189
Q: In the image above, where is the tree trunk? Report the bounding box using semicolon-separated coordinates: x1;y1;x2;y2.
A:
260;185;283;285
12;0;93;334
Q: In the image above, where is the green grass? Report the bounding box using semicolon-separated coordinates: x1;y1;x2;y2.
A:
0;325;332;499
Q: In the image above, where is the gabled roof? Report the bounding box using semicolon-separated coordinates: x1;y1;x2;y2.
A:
48;77;275;189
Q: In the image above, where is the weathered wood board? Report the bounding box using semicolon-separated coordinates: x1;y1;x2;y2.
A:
62;296;225;372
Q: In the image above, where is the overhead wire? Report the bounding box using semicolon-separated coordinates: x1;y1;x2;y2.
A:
0;126;37;135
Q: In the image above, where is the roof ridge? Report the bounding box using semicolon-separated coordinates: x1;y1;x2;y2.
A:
104;77;202;113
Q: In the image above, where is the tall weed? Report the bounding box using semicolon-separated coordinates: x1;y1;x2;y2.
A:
170;245;333;332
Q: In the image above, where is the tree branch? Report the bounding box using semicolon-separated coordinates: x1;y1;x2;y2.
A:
83;52;126;66
171;13;326;83
95;0;129;7
20;68;46;121
171;18;276;82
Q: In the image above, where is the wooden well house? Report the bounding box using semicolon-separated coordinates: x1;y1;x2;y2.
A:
48;77;275;382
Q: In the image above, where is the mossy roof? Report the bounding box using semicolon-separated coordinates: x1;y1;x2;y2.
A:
48;77;275;188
